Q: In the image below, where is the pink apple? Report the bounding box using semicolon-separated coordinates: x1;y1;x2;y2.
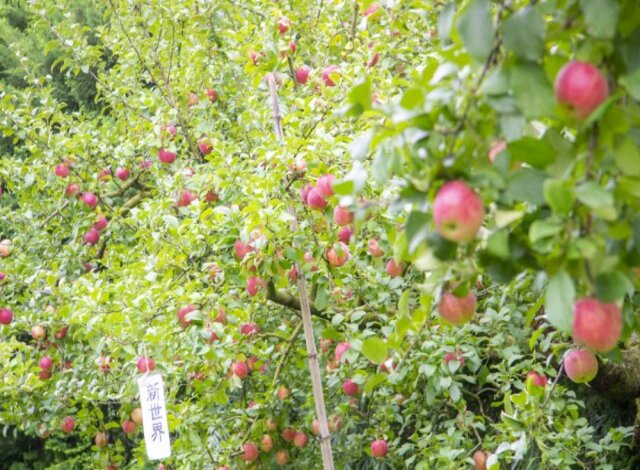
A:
231;361;248;379
176;190;197;207
98;168;112;182
122;420;136;434
198;139;212;155
81;192;98;209
83;228;100;245
60;416;75;433
282;427;296;442
554;60;609;119
335;341;350;362
289;40;297;54
277;17;291;34
371;439;388;458
137;356;156;373
443;350;465;366
295;66;310;84
140;159;153;170
333;206;354;226
249;51;259;65
115;167;130;181
32;325;46;341
293;432;308;448
327;242;350;267
316;174;335;197
368;52;380;68
573;298;622;353
215;307;227;324
54;164;69;178
0;272;5;283
307;188;327;210
322;65;339;87
386;259;403;277
438;289;477;326
433;181;484;242
526;371;547;388
564;348;598;383
342;378;359;396
246;276;264;297
240;322;259;336
337;226;353;244
206;88;217;103
94;216;108;231
54;326;69;340
364;3;380;16
95;431;108;448
367;239;384;257
0;308;13;325
162;123;176;139
65;183;80;197
301;183;313;204
234;240;254;260
158;148;176;164
177;305;196;328
39;356;53;370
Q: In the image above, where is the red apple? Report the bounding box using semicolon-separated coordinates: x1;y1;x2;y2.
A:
333;206;354;226
295;66;310;84
316;174;335;197
249;51;259;66
95;431;108;448
140;159;153;170
277;386;289;400
241;442;258;462
215;307;226;324
176;190;197;207
137;356;156;373
234;240;254;260
94;216;108;231
60;416;75;433
307;188;327;210
162;123;176;139
368;52;380;68
367;239;384;257
115;167;130;181
81;192;98;209
0;308;13;325
231;361;248;379
342;378;359;396
438;289;477;326
322;65;339;87
282;427;296;442
54;326;69;340
443;350;465;367
554;60;609;119
573;298;622;353
526;371;547;388
371;439;388;458
260;434;273;452
277;17;291;34
205;190;219;203
206;88;217;103
335;341;350;362
275;450;289;465
246;276;264;297
289;40;296;53
158;148;176;164
433;181;484;242
301;183;313;204
564;348;598;383
39;356;53;370
98;168;112;182
54;164;69;178
38;369;52;380
386;259;403;277
65;183;80;197
240;322;259;336
327;242;350;267
265;418;278;431
83;228;100;245
473;451;488;470
311;419;321;435
32;325;46;341
293;431;308;448
122;420;136;434
198;139;212;155
177;305;196;328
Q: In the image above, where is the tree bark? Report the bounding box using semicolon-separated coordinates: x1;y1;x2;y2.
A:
592;344;640;402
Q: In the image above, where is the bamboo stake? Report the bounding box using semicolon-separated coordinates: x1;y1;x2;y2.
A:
266;75;335;470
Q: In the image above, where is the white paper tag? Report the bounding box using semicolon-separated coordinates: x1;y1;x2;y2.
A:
137;373;171;460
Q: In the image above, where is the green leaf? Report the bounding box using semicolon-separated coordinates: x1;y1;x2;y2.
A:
620;68;640;101
511;63;554;118
502;7;545;62
529;220;563;244
580;0;620;39
595;271;634;302
456;0;494;62
439;2;456;44
575;182;614;209
506;169;547;205
344;76;372;117
361;337;388;364
614;136;640;177
545;270;575;334
350;130;374;161
543;179;575;215
507;136;555;168
487;230;510;259
406;211;430;254
364;373;388;394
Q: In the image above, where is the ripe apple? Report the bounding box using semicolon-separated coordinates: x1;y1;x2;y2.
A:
554;60;609;119
307;188;327;210
206;88;217;103
83;228;100;245
246;276;264;297
293;431;308;448
0;308;14;325
564;348;598;383
54;164;70;178
316;174;335;197
473;450;488;470
81;192;98;209
368;52;380;68
276;386;290;400
295;66;310;84
301;183;313;204
328;415;343;433
312;419;321;435
371;439;388;458
231;361;248;379
95;431;108;448
0;271;5;283
39;356;53;370
39;369;52;380
137;356;156;373
573;297;622;353
327;242;350;267
98;168;112;181
176;190;197;207
131;408;143;425
282;427;296;442
198;139;212;155
342;378;359;396
240;322;259;336
205;190;219;203
161;123;176;139
65;183;80;197
260;434;273;452
32;325;46;341
275;450;290;465
94;216;108;231
158;148;177;164
337;226;353;244
241;442;258;462
335;342;350;362
265;418;278;431
54;325;69;340
322;65;339;87
277;17;291;34
386;259;403;277
526;371;547;388
60;416;75;433
122;420;136;434
438;289;477;326
177;305;196;328
234;240;254;260
367;239;384;257
115;167;130;181
140;159;153;170
215;307;226;324
289;40;296;53
433;181;484;242
333;206;354;226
